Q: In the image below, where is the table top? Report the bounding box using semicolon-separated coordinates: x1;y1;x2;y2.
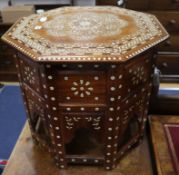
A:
2;122;153;175
2;6;168;63
149;115;179;175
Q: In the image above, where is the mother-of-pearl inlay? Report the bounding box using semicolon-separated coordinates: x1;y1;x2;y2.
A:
3;6;168;61
43;12;128;41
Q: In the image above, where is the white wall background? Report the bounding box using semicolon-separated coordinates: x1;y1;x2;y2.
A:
0;0;96;9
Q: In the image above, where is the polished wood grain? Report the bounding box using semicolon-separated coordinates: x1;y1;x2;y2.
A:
126;0;149;10
149;115;179;175
157;35;179;52
149;0;179;10
156;54;179;75
2;122;153;175
149;11;179;33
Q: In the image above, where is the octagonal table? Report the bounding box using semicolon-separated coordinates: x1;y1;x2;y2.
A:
2;6;168;170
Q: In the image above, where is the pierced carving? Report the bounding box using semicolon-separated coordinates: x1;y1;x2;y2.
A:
65;116;101;130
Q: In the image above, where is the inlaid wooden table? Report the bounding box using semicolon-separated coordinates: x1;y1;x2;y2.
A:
2;6;168;170
2;122;153;175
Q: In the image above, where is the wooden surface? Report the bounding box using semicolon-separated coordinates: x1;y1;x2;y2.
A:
2;122;153;175
14;51;154;169
1;5;166;170
149;115;179;175
2;6;168;63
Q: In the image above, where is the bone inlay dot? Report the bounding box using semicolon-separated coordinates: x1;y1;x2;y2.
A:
118;75;122;79
66;96;71;100
62;64;67;68
65;107;71;112
40;16;47;22
95;107;99;111
50;86;54;90
110;87;115;91
48;75;53;79
51;97;56;101
94;76;99;80
109;107;114;111
64;76;69;80
78;64;83;68
111;65;116;68
81;107;85;111
34;25;42;30
94;97;99;101
110;97;115;101
110;76;116;80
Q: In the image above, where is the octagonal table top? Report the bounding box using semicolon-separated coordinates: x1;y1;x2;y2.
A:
2;6;169;63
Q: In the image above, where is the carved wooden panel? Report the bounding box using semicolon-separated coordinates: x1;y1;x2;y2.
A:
18;54;42;95
122;53;153;99
56;70;106;106
61;113;105;148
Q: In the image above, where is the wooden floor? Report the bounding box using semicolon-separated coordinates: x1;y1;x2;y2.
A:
2;122;153;175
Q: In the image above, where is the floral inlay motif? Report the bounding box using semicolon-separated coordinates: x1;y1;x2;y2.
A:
3;6;168;62
43;12;128;41
24;66;36;85
65;116;101;130
71;80;93;98
131;66;145;85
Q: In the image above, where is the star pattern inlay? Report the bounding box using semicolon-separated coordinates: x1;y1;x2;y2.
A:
71;80;93;98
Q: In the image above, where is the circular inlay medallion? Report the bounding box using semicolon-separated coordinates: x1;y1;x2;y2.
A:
43;12;128;41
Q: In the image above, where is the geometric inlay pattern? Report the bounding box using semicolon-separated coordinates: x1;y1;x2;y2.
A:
2;6;169;62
